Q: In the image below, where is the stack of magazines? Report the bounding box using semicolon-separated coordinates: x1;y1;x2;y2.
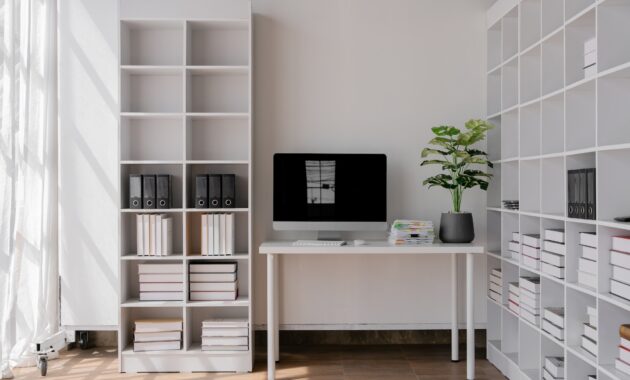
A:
388;220;434;245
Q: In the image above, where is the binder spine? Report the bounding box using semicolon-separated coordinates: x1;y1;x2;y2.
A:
157;174;172;209
587;168;596;220
195;175;208;208
222;174;236;208
143;175;156;209
129;174;143;209
209;174;222;208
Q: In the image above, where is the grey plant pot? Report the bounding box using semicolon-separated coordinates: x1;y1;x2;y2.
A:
439;212;475;243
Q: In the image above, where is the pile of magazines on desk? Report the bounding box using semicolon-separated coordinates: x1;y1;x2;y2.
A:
388;219;434;245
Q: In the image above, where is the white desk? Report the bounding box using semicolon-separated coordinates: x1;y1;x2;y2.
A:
259;241;485;380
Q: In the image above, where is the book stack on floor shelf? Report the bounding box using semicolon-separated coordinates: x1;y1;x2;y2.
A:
139;264;183;301
201;319;249;352
578;232;598;289
134;319;183;352
488;268;502;303
541;230;565;279
542;356;564;380
610;236;630;301
521;234;540;270
508;232;520;260
519;276;540;326
136;214;173;256
581;306;597;357
201;213;236;256
508;281;520;315
388;220;434;245
189;263;238;301
542;305;564;342
617;324;630;375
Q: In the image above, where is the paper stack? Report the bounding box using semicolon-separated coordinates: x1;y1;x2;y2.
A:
616;324;630;375
581;306;597;356
488;268;502;303
610;237;630;301
136;214;173;256
520;276;540;326
542;306;564;341
578;232;597;289
201;213;235;256
541;229;565;279
201;318;249;352
542;356;564;380
388;220;434;245
139;263;183;301
521;234;541;270
189;263;238;301
134;319;182;352
508;281;520;315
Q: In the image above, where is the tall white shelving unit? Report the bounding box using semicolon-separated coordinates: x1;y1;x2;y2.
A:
117;0;253;373
485;0;630;379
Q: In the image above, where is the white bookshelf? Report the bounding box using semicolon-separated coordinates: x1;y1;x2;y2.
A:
486;1;630;379
117;0;252;373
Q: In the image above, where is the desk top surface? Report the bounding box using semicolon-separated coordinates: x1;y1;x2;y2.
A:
259;241;485;255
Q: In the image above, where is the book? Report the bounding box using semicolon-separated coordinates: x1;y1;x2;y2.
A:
139;273;184;283
508;291;519;304
508;300;519;315
149;214;156;256
613;265;630;285
134;341;181;352
543;307;564;328
581;335;597;356
587;376;596;380
545;229;565;243
541;251;565;267
190;291;237;301
190;273;237;282
202;214;208;256
522;244;540;259
544;356;564;378
219;213;227;255
201;345;248;351
143;214;150;256
139;283;184;292
489;281;502;295
611;279;630;301
512;232;520;243
520;307;538;326
202;318;248;328
622;336;630;349
581;245;597;261
520;276;540;293
207;212;215;255
544;240;565;255
201;336;248;346
611;250;630;270
520;292;538;310
616;358;630;376
580;232;597;248
489;273;502;286
542;319;564;340
138;264;182;274
520;301;539;317
522;234;541;248
190;282;238;292
134;331;181;342
508;241;520;253
522;255;540;270
135;319;183;333
589;314;598;329
519;286;538;300
491;268;502;279
621;324;630;340
613;236;630;253
578;257;597;275
136;214;144;256
583;323;597;342
201;327;249;337
139;292;183;301
511;250;520;260
225;213;235;255
508;282;520;295
161;217;172;255
189;263;237;273
541;262;564;279
488;290;501;303
542;368;559;380
154;214;162;255
213;214;220;255
577;271;596;289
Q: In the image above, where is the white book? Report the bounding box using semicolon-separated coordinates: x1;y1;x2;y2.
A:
587;375;596;380
138;264;182;274
511;250;520;260
522;234;541;248
542;368;559;380
508;241;520;253
190;291;237;301
139;292;183;301
544;356;564;378
136;214;144;256
189;263;237;273
162;217;172;255
190;273;237;282
139;283;184;292
207;213;214;255
611;279;630;301
508;291;519;304
520;300;539;316
581;335;597;356
201;214;208;256
543;307;564;328
143;214;151;256
583;323;597;342
584;64;597;78
202;318;248;328
545;229;565;244
226;213;235;255
488;290;502;303
135;318;183;333
542;318;564;340
611;250;630;270
622;337;630;349
520;276;540;293
520;292;538;310
489;274;502;286
616;358;630;376
577;271;597;289
519;286;538;300
544;240;565;255
201;327;248;337
489;281;502;295
522;244;540;259
512;232;520;243
522;255;540;270
578;257;597;275
491;268;502;279
190;282;237;292
201;345;248;351
220;214;227;255
508;300;520;315
612;265;630;285
520;307;538;326
541;262;565;279
508;282;520;295
584;37;597;54
584;50;596;67
134;341;181;352
581;245;597;261
589;314;598;329
201;336;248;346
613;236;630;253
139;273;183;283
580;232;597;248
134;331;181;342
586;305;597;317
541;251;565;267
212;214;220;255
149;214;157;256
155;214;162;255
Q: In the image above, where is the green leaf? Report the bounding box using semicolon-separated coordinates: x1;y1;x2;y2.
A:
421;148;448;157
428;136;453;148
444;127;460;136
420;159;450;166
431;126;449;136
466;149;488;157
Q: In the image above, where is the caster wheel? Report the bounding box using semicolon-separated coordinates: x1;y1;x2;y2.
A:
38;357;47;376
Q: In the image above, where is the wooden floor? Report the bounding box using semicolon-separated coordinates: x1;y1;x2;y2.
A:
13;345;506;379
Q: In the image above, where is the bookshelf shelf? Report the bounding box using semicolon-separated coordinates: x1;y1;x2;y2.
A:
118;0;253;373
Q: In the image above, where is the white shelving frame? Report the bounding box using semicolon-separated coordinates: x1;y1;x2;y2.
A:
486;1;630;379
117;0;253;373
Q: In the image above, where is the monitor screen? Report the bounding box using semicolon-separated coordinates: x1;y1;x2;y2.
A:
273;153;387;224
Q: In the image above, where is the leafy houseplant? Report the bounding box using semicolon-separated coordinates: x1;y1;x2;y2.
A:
421;119;494;243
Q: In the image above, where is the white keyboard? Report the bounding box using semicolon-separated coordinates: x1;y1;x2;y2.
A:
293;240;347;247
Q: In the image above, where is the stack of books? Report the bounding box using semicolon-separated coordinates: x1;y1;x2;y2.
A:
542;356;564;380
508;281;520;315
201;318;249;352
139;263;183;301
136;214;173;256
134;319;182;352
521;234;541;270
488;268;502;303
584;37;597;78
542;306;564;341
581;308;597;357
508;232;520;260
201;213;235;256
503;200;519;210
388;220;434;245
587;305;597;327
520;276;540;326
578;232;598;289
189;263;238;301
610;237;630;301
616;324;630;376
541;229;565;279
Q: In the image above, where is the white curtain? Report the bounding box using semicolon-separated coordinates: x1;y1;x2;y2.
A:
0;0;58;377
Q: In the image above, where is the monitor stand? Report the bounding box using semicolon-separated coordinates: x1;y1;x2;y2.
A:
316;231;344;241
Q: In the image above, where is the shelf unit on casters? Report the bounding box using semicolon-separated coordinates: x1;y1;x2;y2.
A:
486;0;630;379
118;0;252;373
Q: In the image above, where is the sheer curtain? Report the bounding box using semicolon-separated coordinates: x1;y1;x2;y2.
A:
0;0;58;377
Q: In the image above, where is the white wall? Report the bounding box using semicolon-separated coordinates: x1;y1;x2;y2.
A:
252;0;492;329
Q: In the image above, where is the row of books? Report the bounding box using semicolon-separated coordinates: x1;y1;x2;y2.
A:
581;306;597;357
540;230;565;279
542;356;563;380
542;306;564;341
577;232;597;289
201;318;249;351
388;219;434;245
139;263;183;301
519;276;540;326
617;324;630;375
136;214;173;256
134;318;182;352
201;213;236;256
610;236;630;301
488;269;502;303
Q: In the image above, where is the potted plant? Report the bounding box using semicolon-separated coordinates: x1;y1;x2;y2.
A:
421;119;494;243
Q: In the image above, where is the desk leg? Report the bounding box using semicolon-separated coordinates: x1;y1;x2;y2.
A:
451;254;459;362
274;254;280;362
466;253;475;380
267;254;276;380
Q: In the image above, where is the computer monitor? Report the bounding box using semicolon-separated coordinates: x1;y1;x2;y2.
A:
273;153;387;238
